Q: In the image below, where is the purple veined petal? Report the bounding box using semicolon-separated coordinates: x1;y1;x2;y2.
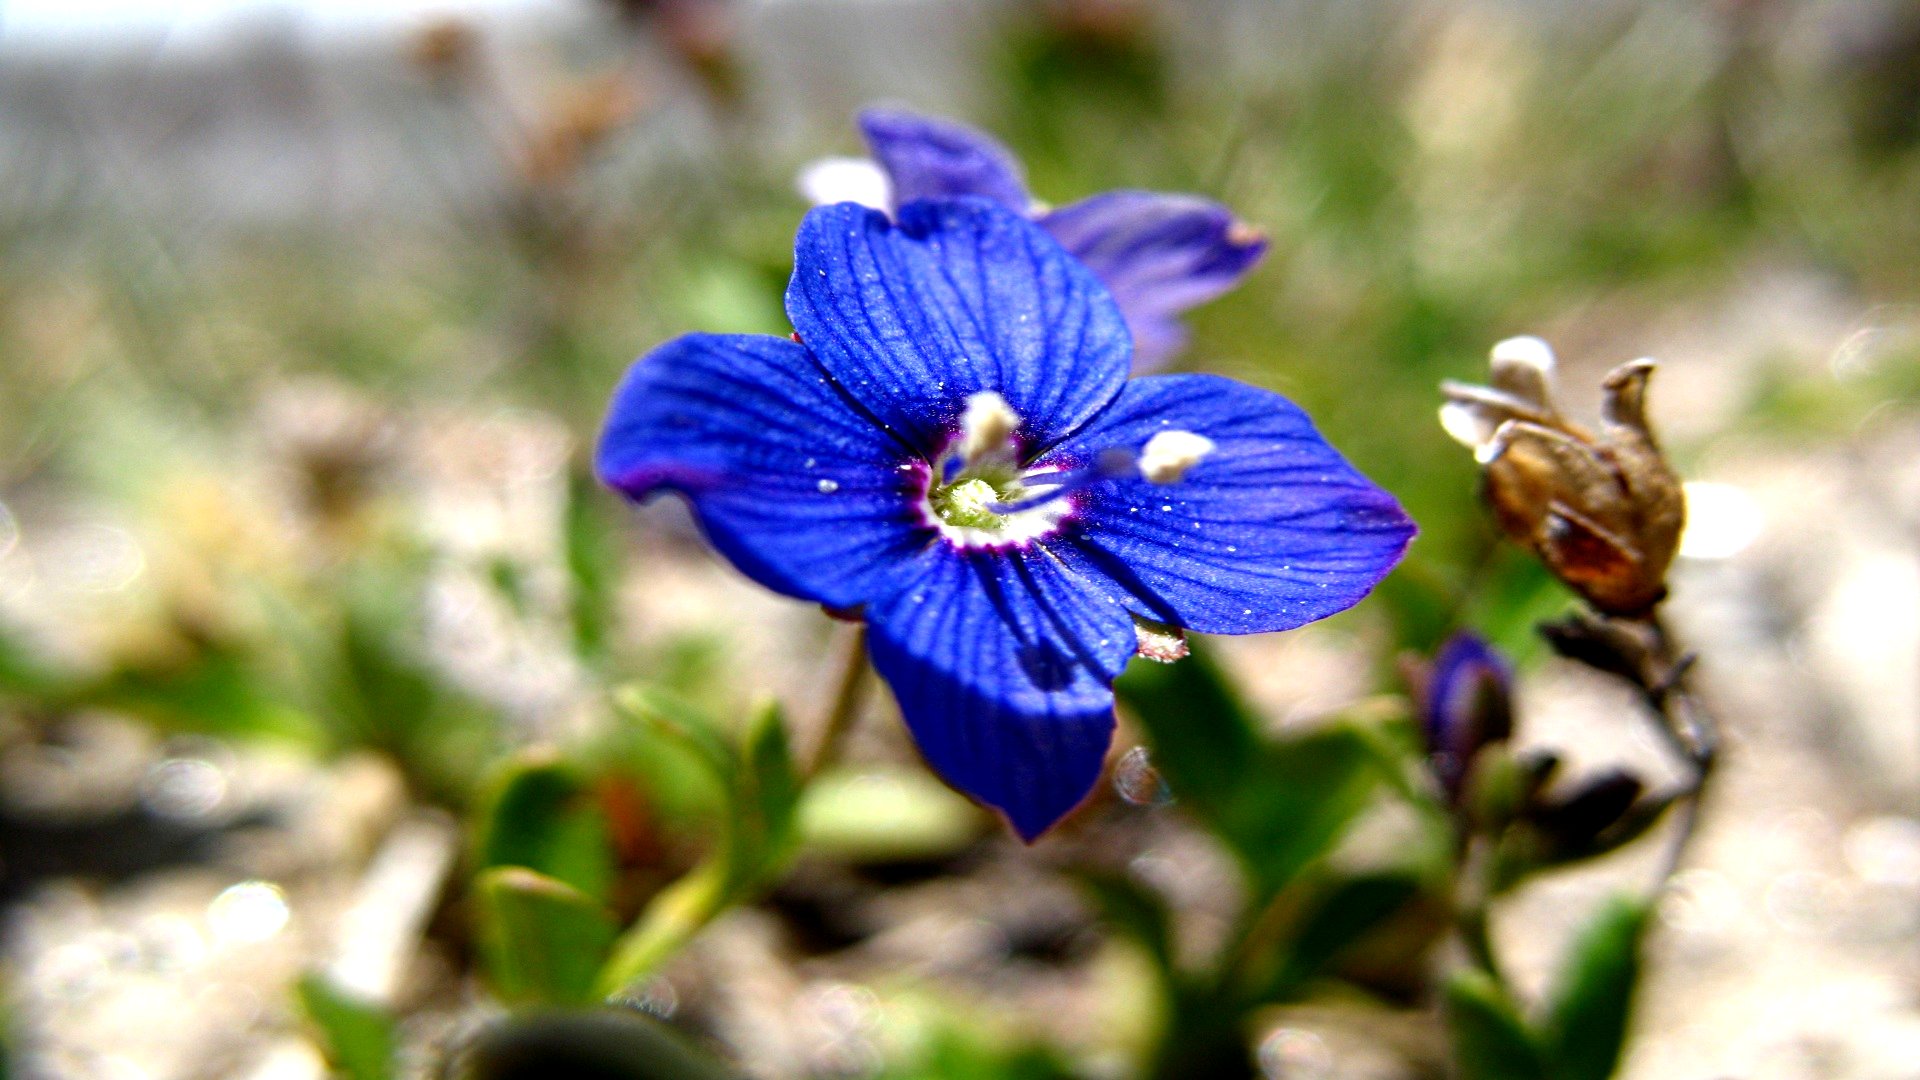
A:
1040;191;1268;370
864;543;1137;841
857;108;1030;212
1042;373;1415;635
786;198;1131;458
595;333;929;610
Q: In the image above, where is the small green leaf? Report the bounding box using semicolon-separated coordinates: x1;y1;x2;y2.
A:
1232;726;1382;895
564;466;623;664
1113;641;1262;812
796;768;982;861
477;867;619;1007
1118;644;1383;895
1539;895;1651;1080
1269;872;1421;993
297;973;396;1080
1444;969;1547;1080
615;685;737;785
1081;872;1177;975
474;753;614;903
739;699;800;872
596;860;730;998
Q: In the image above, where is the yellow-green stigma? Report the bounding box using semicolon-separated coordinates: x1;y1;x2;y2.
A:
930;474;1015;531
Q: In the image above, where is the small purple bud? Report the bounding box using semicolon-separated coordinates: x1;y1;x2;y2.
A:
1421;633;1514;801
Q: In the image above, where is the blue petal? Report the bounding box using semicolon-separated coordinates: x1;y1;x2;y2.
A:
1044;374;1415;634
595;333;926;610
786;198;1131;457
1040;192;1268;370
857;108;1030;212
864;545;1136;840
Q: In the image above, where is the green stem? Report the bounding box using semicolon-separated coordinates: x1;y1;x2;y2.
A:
1452;835;1505;984
805;622;870;780
596;625;870;1000
1146;988;1261;1080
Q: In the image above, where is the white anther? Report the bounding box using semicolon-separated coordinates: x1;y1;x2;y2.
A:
795;156;891;210
958;390;1020;464
1138;430;1216;484
1490;335;1556;376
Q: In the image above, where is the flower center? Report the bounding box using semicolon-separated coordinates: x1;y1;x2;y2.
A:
930;476;1014;530
918;389;1217;550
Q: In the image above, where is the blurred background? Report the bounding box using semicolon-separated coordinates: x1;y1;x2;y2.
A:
2;0;1919;1077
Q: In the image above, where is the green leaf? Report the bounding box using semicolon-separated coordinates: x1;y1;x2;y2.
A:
596;860;729;999
564;466;624;664
477;867;619;1007
738;699;800;875
614;685;736;786
1269;872;1422;993
1539;895;1651;1080
1444;970;1547;1080
1233;726;1382;895
594;695;802;997
1081;871;1176;975
474;753;614;903
0;619;70;699
1116;644;1383;897
1113;641;1262;811
796;768;983;861
297;973;396;1080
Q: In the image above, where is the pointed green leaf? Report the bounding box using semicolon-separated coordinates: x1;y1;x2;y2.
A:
1113;641;1262;812
297;973;396;1080
1081;871;1177;975
1444;969;1547;1080
1269;872;1422;994
564;466;624;663
474;753;614;903
614;685;737;784
796;767;983;861
739;699;800;868
1540;895;1651;1080
1117;645;1382;897
596;860;730;998
1233;725;1382;895
477;867;619;1006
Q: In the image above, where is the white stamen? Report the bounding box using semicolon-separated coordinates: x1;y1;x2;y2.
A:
1138;430;1215;484
958;390;1020;465
1490;335;1556;376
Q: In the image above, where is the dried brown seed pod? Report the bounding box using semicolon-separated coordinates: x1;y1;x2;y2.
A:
1441;337;1686;617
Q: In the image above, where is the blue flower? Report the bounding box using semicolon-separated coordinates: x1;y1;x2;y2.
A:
838;107;1268;371
598;197;1413;840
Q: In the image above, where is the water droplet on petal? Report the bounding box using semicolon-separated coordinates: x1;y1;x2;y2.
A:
1114;746;1173;807
817;479;840;494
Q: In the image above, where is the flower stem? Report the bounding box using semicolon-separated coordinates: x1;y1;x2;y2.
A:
1637;611;1718;884
805;621;870;780
1452;834;1505;983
